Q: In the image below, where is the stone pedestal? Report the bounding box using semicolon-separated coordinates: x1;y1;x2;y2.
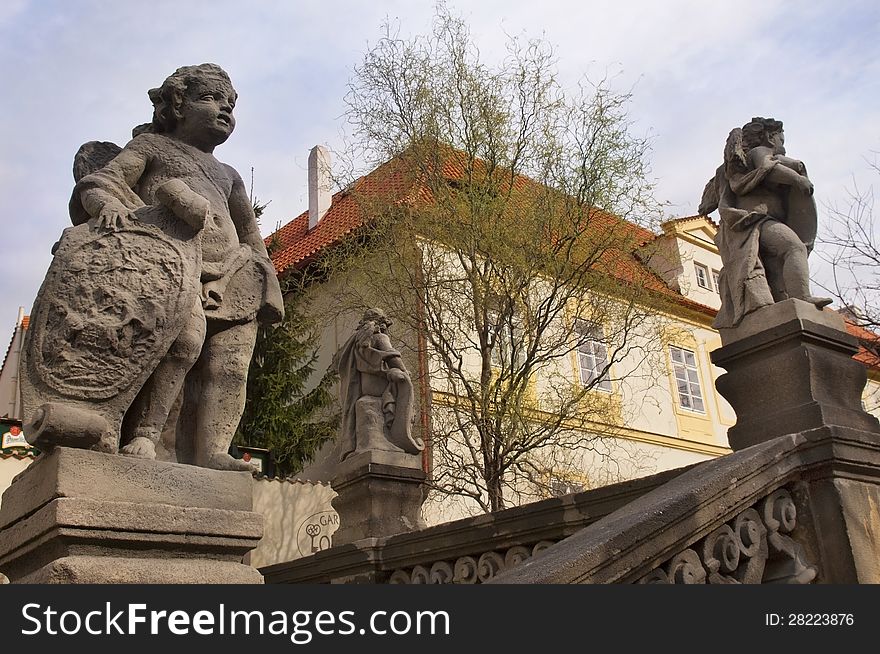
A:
330;450;426;547
355;395;393;451
0;447;264;583
711;299;880;451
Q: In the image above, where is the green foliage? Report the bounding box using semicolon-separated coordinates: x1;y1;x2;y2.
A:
327;3;669;513
234;292;338;477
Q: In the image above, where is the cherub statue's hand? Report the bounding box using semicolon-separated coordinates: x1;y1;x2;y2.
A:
94;202;136;231
201;279;226;310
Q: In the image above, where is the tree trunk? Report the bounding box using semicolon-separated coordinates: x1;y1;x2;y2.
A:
486;466;505;512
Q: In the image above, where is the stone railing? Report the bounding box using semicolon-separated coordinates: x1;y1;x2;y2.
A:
261;465;689;584
492;425;880;584
387;540;556;584
635;487;816;584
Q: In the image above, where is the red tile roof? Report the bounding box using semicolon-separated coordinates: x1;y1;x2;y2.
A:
844;320;880;369
269;152;721;326
271;173;880;369
266;156;668;282
269;156;415;274
266;152;875;355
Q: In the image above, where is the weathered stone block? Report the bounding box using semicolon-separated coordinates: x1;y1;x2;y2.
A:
711;299;879;451
0;447;263;584
331;450;426;546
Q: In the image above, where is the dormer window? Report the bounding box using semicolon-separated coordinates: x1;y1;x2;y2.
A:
694;262;711;290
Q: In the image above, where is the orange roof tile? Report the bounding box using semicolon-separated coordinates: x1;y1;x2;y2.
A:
268;155;415;273
844;319;880;370
266;152;725;323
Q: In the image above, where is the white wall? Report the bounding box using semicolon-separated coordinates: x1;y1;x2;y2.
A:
0;456;34;509
248;477;338;569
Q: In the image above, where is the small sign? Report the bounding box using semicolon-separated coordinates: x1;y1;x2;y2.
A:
297;510;339;556
241;451;265;473
2;424;28;449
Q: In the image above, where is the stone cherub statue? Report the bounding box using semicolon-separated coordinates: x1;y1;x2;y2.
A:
699;117;831;329
332;308;424;459
22;63;283;471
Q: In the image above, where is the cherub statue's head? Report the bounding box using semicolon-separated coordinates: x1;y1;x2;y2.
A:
359;308;392;333
133;63;236;139
741;117;784;152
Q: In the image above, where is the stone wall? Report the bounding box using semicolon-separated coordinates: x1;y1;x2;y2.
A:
261;465;688;584
248;476;337;569
491;425;880;584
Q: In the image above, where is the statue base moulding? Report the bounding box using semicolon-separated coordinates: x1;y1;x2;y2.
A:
0;447;264;583
330;449;427;547
711;298;880;451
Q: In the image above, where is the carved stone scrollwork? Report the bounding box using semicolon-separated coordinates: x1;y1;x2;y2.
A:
635;487;817;585
429;561;454;584
732;508;767;583
386;540;559;584
453;556;479;584
477;551;506;582
388;570;411;584
761;490;817;584
410;565;431;584
702;524;740;584
666;549;706;584
504;546;532;567
636;569;669;584
532;540;554;556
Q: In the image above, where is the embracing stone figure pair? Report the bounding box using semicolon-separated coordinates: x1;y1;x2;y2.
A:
22;63;283;471
700;116;831;329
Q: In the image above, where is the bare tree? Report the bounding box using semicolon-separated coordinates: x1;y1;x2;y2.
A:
817;158;880;348
816;156;880;408
314;5;676;513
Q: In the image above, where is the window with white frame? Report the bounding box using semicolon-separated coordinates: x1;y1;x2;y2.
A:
712;269;721;294
575;320;612;392
694;262;711;290
488;309;524;368
670;345;704;412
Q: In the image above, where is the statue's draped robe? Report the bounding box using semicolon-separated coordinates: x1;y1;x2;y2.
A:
712;157;780;329
333;324;418;459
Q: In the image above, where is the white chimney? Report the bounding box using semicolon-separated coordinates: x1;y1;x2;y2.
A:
308;145;332;230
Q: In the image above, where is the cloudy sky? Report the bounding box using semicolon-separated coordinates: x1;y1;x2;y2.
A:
1;0;878;348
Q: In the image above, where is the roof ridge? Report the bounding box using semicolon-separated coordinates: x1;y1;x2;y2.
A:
0;313;28;380
268;146;661;273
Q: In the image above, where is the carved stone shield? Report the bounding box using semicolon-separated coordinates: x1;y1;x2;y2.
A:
21;211;201;450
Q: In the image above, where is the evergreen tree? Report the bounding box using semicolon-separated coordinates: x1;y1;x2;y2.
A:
234;198;338;476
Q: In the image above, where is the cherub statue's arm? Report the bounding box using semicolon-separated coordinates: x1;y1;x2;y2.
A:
748;146;813;195
225;164;271;256
75;141;149;229
773;154;807;176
